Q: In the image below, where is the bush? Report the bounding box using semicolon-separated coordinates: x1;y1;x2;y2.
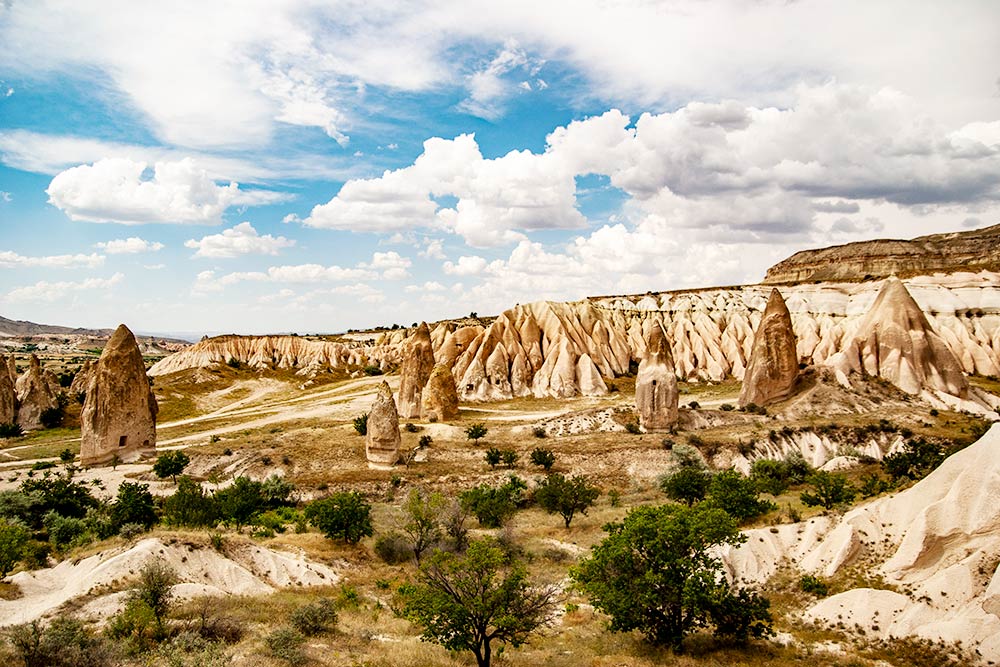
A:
305;492;373;544
624;420;641;434
485;447;502;468
374;531;413;564
352;413;369;435
460;476;526;528
800;471;857;510
465;423;488;443
706;470;776;523
111;481;157;530
799;574;829;596
0;518;30;578
43;511;88;550
362;365;383;376
660;467;711;506
501;449;518;469
152;451;190;483
404;422;419;433
418;435;433;448
531;427;547;439
162;476;218;527
859;472;891;498
5;617;116;667
214;477;265;529
534;474;600;528
529;447;556;471
289;598;338;636
750;458;793;496
39;406;65;429
0;422;24;438
720;403;735;412
264;627;307;665
402;488;447;563
881;438;947;482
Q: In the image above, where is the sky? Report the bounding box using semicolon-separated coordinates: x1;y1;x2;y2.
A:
1;1;999;337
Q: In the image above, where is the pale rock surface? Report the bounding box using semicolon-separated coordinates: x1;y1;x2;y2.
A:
80;324;157;466
0;360;15;424
397;322;435;419
829;277;969;397
739;288;799;407
635;323;678;431
421;363;459;422
14;355;56;431
5;354;15;386
69;359;94;396
366;381;401;467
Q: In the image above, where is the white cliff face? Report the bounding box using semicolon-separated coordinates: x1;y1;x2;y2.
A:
148;272;1000;403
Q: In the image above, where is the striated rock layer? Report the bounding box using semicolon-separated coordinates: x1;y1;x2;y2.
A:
635;323;678;430
80;324;158;466
366;381;401;467
397;322;435;419
149;272;1000;405
739;288;799;407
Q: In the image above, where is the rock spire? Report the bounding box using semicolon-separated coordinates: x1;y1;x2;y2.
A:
635;323;679;431
739;288;799;407
366;381;401;467
15;355;57;431
397;323;435;419
421;363;459;422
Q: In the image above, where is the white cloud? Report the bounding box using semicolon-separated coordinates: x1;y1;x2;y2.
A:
419;238;446;260
94;237;165;254
47;157;288;225
5;272;124;303
0;251;104;269
458;39;541;120
443;255;487;276
404;281;446;293
0;191;11;202
185;222;295;258
193;263;379;293
143;263;166;270
359;251;412;280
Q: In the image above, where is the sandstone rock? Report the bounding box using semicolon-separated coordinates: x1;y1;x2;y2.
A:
397;323;435;419
15;355;57;431
739;288;799;407
366;381;401;467
635;323;678;431
421;364;459;422
6;355;15;386
80;324;158;466
830;277;969;397
70;360;94;397
0;360;15;424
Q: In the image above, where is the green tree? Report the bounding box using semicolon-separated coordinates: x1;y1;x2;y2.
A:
529;447;556;471
485;448;502;469
305;492;373;544
400;538;558;667
353;413;369;435
162;476;218;527
572;504;773;650
706;470;776;522
659;467;711;506
465;423;488;443
152;450;190;484
214;476;265;529
0;518;29;579
800;470;858;510
111;481;157;529
749;458;792;496
534;474;600;528
460;477;526;528
402;488;446;564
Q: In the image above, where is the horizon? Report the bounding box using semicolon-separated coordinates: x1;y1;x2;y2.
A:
1;1;999;335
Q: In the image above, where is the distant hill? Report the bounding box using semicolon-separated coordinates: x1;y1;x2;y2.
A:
0;316;114;338
764;223;1000;284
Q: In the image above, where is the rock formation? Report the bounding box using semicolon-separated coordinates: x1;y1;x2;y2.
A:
15;355;57;431
830;277;969;398
739;288;799;407
397;323;435;419
6;355;15;386
80;324;158;466
365;381;401;467
0;360;15;424
421;363;459;422
70;360;94;397
634;323;678;431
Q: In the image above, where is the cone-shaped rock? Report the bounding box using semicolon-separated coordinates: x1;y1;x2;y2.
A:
739;289;799;407
70;359;94;397
6;355;16;386
0;360;15;424
635;324;679;431
80;324;158;466
15;355;57;431
833;277;969;397
421;363;459;422
366;381;401;467
397;322;435;419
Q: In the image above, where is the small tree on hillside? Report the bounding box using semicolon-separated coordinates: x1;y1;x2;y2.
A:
706;470;776;523
0;518;29;579
529;447;556;471
153;451;190;484
800;470;857;510
401;538;558;667
465;423;488;443
305;492;373;544
660;467;711;506
534;474;600;528
111;481;157;530
402;488;447;564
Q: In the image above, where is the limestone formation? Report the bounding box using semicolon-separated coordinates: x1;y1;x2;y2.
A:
739;289;799;407
80;324;158;466
6;355;15;386
421;363;459;422
635;323;678;431
0;360;15;424
15;355;57;431
397;323;435;419
365;381;401;467
830;277;969;398
70;360;94;397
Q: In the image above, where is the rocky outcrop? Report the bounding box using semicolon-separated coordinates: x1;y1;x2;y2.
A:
829;277;969;398
739;288;799;407
635;323;678;431
764;223;1000;284
0;360;15;424
70;360;94;397
397;322;435;419
80;324;157;466
365;381;401;467
15;355;57;431
722;424;1000;664
6;355;15;386
421;363;459;422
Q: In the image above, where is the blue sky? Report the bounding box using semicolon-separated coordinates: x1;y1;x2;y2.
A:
1;1;999;337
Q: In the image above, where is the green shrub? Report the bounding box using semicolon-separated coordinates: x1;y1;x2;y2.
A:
799;574;829;596
534;474;600;528
465;423;488;442
152;451;190;483
460;476;527;528
800;471;857;510
305;492;373;544
352;413;369;435
720;403;735;411
529;447;556;471
362;365;383;376
374;531;413;564
706;470;776;523
0;422;24;438
264;627;306;666
418;434;432;447
0;518;30;578
531;426;547;438
660;467;710;506
624;420;641;434
485;447;502;468
289;599;337;636
501;449;518;469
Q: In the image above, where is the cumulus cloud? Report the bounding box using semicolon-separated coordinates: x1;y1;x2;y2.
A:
193;262;378;293
46;158;289;225
94;237;165;254
458;39;542;119
443;255;488;276
4;272;124;302
185;222;295;258
0;251;104;269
